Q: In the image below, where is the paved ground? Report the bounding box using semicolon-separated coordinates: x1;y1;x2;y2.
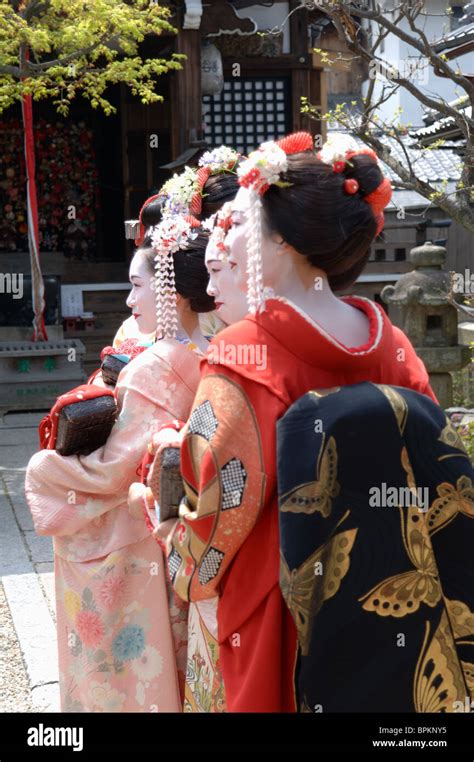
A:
0;412;59;713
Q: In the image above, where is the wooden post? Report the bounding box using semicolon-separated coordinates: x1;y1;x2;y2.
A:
172;27;202;159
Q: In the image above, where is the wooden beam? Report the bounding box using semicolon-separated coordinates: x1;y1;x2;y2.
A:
289;0;308;57
171;27;202;158
291;68;310;132
222;55;310;74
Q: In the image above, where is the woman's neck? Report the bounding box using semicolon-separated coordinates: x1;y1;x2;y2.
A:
274;266;342;318
177;309;209;352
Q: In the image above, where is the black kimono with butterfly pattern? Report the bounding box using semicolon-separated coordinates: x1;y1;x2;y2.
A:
277;382;474;712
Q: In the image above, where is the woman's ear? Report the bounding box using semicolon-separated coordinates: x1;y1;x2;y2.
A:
175;293;192;315
275;239;294;257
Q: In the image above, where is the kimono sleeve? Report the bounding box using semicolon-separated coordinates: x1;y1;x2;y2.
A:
167;368;268;602
25;352;189;537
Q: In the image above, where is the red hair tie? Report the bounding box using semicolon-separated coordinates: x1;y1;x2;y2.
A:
183;214;201;229
343;149;393;232
190;167;212;215
135;193;163;246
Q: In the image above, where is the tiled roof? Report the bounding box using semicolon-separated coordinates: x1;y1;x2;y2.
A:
432;20;474;52
411;106;471;142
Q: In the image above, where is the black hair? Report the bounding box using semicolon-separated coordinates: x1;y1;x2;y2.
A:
138;230;215;313
200;172;240;218
140;196;163;230
261;152;384;291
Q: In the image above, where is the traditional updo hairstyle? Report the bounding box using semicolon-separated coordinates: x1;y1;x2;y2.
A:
200;172;240;219
138;231;215;314
140;196;163;230
261;151;385;291
135;194;163;246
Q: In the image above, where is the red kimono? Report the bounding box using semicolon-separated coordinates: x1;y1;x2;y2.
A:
167;296;437;712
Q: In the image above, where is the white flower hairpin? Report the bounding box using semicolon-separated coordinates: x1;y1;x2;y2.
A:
159;146;239;217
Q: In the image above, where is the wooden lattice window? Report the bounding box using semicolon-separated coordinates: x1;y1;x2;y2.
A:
203;77;291;154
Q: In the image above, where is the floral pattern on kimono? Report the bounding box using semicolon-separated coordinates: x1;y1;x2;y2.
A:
26;339;202;712
183;599;226;713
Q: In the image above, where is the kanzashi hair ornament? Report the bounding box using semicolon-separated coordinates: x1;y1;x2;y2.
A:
318;136;392;236
190;167;212;215
344;178;359;195
236;132;313;314
207;201;233;261
151;215;200;339
160;146;240;217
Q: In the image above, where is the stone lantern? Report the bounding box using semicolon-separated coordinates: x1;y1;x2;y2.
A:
381;240;471;408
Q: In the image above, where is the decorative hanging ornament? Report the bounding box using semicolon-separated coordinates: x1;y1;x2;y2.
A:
151;215;200;339
236;132;313;314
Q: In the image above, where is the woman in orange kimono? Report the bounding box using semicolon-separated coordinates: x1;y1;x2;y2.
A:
156;133;439;712
25;218;214;712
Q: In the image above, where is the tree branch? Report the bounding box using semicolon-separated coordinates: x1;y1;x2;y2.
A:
345;1;474;97
326;9;472;140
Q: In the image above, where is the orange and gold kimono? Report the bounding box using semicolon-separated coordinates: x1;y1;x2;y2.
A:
166;296;438;712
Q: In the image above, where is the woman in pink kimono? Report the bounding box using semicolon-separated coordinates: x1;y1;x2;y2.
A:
25;219;214;712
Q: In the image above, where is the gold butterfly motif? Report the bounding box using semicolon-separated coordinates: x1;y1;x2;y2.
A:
359;505;441;617
427;475;474;535
280;435;340;519
280;528;358;655
376;384;409;435
414;613;467;712
445;598;474;641
460;662;474;695
437;418;470;457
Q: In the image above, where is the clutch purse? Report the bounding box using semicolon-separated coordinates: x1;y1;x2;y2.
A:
99;339;153;387
55;396;118;456
148;445;184;522
39;385;117;456
100;354;128;387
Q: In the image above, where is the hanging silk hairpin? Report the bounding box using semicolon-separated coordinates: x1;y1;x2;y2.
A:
151;215;200;339
236;132;313;314
203;201;233;261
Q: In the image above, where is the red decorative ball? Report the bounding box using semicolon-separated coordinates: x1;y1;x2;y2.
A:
344;178;359;195
333;160;346;173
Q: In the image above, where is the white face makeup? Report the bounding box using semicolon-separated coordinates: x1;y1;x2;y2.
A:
126;250;157;335
225;186;283;294
205;234;248;326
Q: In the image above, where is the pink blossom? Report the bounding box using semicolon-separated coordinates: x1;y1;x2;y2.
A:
76;610;104;648
99;576;128;611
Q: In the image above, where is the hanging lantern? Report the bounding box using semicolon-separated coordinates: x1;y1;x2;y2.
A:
201;40;224;96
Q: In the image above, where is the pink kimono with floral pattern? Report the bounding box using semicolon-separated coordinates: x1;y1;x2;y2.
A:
25;339;201;713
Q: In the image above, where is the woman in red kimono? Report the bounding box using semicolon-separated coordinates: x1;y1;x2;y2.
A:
157;133;438;712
